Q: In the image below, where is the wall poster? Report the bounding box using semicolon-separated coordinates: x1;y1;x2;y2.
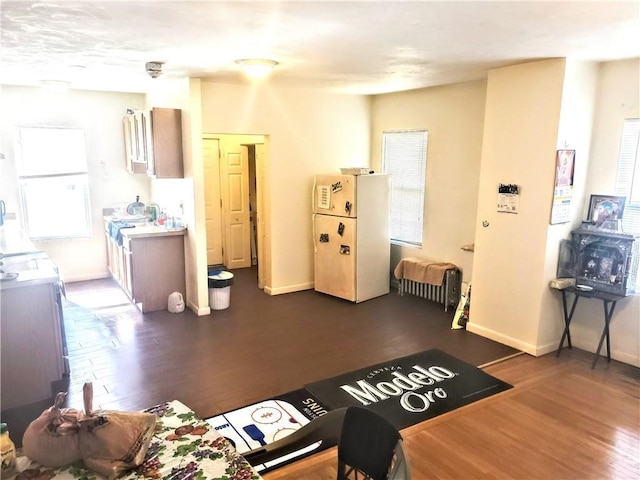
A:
497;183;520;214
550;149;575;224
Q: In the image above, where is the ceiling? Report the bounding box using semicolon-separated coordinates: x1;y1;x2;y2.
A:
1;1;639;95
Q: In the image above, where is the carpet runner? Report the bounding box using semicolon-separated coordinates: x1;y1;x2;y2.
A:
207;348;512;473
305;348;512;431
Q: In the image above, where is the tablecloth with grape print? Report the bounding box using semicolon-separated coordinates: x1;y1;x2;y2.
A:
15;400;263;480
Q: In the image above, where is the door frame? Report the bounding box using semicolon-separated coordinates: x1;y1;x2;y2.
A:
202;133;268;289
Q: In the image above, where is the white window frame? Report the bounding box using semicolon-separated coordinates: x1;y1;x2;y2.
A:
382;130;428;247
614;119;640;228
614;118;639;291
16;126;92;240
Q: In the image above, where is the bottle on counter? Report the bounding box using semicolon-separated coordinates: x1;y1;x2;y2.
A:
149;205;158;222
0;423;16;478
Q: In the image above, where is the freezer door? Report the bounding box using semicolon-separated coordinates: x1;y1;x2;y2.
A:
314;214;356;301
313;174;357;217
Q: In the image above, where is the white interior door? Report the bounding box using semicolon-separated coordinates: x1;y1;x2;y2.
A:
203;138;223;266
220;142;252;269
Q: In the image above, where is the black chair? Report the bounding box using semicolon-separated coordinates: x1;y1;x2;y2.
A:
244;406;410;480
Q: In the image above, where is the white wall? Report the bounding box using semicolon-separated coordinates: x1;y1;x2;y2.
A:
370;80;487;283
571;59;640;367
538;60;599;351
0;85;151;281
467;58;639;367
469;59;568;353
200;82;371;292
144;77;209;314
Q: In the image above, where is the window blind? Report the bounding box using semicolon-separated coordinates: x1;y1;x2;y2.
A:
614;118;640;235
382;130;428;246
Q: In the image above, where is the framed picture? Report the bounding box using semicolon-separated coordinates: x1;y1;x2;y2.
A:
555;150;575;188
587;195;626;226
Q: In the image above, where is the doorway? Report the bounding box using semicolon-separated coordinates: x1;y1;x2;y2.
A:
203;134;266;287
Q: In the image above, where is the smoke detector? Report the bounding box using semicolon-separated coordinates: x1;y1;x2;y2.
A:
145;61;163;78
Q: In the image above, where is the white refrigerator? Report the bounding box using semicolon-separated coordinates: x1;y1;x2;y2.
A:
313;173;390;302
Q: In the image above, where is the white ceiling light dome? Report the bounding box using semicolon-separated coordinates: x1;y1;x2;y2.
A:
235;59;278;79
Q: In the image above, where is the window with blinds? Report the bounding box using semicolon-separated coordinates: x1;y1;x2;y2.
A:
17;126;92;239
614;118;639;290
614;118;640;234
382;130;428;246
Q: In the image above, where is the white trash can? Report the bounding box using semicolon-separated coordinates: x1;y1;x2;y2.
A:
208;271;234;310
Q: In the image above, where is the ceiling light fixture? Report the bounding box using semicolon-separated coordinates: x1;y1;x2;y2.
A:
235;59;278;79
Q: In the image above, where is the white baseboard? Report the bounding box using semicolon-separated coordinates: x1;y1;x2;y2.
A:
63;272;111;283
264;282;314;296
468;323;640;367
466;322;537;355
189;301;211;316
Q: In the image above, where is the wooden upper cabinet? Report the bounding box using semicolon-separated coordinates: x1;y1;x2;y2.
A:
147;108;184;178
123;107;184;178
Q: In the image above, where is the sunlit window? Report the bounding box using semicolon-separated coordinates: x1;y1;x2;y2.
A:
17;126;92;239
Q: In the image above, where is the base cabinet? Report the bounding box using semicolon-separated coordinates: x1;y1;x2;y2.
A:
0;282;65;409
126;235;186;312
105;219;186;313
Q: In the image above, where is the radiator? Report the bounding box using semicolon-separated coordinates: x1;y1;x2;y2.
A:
398;269;462;312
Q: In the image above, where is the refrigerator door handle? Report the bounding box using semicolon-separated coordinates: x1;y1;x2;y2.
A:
312;213;317;253
312;178;316;213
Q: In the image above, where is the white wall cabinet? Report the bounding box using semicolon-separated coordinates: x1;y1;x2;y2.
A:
123;114;147;174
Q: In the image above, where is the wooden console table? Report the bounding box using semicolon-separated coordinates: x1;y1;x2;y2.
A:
555;286;626;369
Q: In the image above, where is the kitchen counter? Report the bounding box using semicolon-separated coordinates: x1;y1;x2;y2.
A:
0;222;59;290
103;216;187;240
0;264;60;290
0;220;42;256
121;224;187;239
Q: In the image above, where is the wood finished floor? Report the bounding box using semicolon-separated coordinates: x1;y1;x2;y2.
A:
265;349;640;480
4;267;638;479
59;267;521;416
2;266;519;447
